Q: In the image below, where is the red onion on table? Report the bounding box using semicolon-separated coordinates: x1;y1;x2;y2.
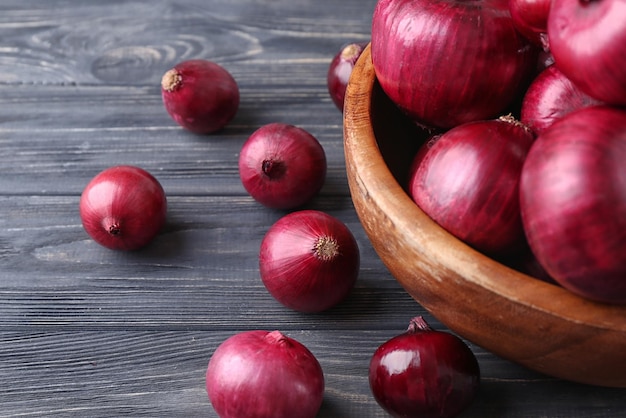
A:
161;59;239;134
520;106;626;304
521;64;603;136
238;123;327;210
327;42;368;112
206;330;325;418
369;316;480;418
371;0;537;129
547;0;626;106
408;115;535;256
79;165;167;251
259;210;360;313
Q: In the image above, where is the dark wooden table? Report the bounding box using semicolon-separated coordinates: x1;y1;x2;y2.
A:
1;1;625;417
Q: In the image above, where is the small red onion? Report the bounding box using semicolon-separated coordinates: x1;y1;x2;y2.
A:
206;330;325;418
520;105;626;304
547;0;626;106
521;65;603;136
259;210;360;313
371;0;538;129
79;165;167;251
369;316;480;418
161;59;239;134
327;42;368;112
409;115;534;255
238;123;327;210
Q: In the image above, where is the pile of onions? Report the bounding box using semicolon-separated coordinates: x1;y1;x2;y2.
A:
372;0;626;305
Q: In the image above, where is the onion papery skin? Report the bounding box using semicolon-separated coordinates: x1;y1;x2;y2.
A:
508;0;551;46
520;106;626;304
161;59;239;134
259;210;360;313
371;0;538;129
409;116;535;256
206;330;325;418
238;123;327;210
79;165;167;251
327;42;368;112
521;65;603;136
369;316;480;418
547;0;626;106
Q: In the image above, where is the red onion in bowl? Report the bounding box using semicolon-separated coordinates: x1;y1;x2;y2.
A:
520;105;626;304
408;115;535;256
259;210;360;313
327;42;368;112
238;123;327;210
508;0;551;47
206;330;324;418
79;165;167;251
161;59;239;134
371;0;538;129
521;65;603;136
369;316;480;418
547;0;626;106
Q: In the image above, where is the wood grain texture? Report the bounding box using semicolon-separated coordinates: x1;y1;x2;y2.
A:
1;1;625;417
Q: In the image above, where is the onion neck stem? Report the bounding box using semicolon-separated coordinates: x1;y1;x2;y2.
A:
407;316;433;333
262;159;285;179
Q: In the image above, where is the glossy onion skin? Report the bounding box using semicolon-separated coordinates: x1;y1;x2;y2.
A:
548;0;626;106
369;317;480;418
238;123;327;210
371;0;537;129
259;210;360;313
409;117;535;256
521;64;603;136
520;106;626;304
79;165;167;251
206;330;325;418
508;0;551;46
161;59;239;134
327;42;368;112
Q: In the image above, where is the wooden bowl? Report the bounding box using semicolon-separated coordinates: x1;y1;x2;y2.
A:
343;44;626;388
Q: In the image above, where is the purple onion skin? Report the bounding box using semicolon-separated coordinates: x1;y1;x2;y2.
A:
521;65;603;136
161;59;239;134
259;210;360;313
548;0;626;106
238;123;327;210
508;0;551;46
371;0;538;129
206;330;325;418
79;165;167;251
327;42;368;112
369;317;480;418
409;117;535;256
520;106;626;304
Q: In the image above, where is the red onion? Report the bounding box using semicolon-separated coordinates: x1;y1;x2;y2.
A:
508;0;551;47
408;115;534;255
520;105;626;304
259;210;360;313
238;123;327;210
369;316;480;418
327;42;368;112
79;165;167;251
161;59;239;134
547;0;626;106
521;65;603;136
206;330;324;418
371;0;537;129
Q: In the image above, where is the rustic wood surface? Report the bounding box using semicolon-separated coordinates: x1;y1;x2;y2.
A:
1;1;625;417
